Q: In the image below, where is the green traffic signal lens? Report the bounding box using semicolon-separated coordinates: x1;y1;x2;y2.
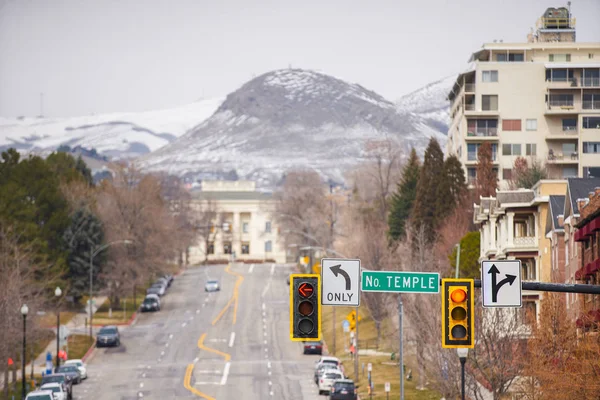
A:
298;300;314;316
298;318;314;334
451;306;467;320
451;325;467;339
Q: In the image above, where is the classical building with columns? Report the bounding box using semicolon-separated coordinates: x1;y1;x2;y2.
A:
187;180;286;264
473;180;567;326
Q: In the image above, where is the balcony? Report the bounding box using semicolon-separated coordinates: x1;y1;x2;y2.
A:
547;151;579;164
514;236;536;248
545;100;579;114
583;100;600;110
464;83;476;93
466;127;498;140
545;126;579;140
465;103;476;111
546;78;579;89
582;77;600;88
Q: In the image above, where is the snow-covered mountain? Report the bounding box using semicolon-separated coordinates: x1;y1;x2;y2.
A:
0;98;224;158
395;74;456;136
139;68;447;186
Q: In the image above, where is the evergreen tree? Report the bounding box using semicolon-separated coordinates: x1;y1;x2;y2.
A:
475;142;497;197
412;138;445;243
448;231;481;279
46;152;93;186
63;209;105;302
435;155;468;220
388;148;420;241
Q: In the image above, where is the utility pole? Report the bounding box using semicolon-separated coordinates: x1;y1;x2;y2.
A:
455;242;461;278
329;183;336;355
398;295;404;400
354;306;359;382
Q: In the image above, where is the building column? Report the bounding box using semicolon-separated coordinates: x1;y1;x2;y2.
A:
534;212;539;240
507;212;515;247
233;212;241;256
490;217;497;251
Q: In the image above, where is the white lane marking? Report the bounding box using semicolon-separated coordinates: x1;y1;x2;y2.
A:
264;340;267;345
264;355;268;359
169;334;173;340
268;371;272;376
220;362;231;385
181;322;187;327
261;279;271;297
229;332;236;348
264;348;268;352
270;264;275;275
147;366;151;369
268;381;272;386
193;357;199;364
267;361;271;369
263;324;267;330
262;303;265;311
204;297;209;303
139;382;144;388
270;391;273;396
209;338;227;342
165;342;169;347
195;381;220;385
196;309;200;314
160;350;165;356
142;373;146;378
158;357;162;362
264;331;267;337
197;369;221;374
138;392;143;398
249;264;255;273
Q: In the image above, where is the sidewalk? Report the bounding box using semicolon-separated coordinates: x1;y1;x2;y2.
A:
0;296;107;388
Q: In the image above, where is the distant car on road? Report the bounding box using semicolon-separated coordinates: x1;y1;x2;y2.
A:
303;340;323;355
25;390;54;400
314;363;340;384
205;280;220;292
96;325;121;348
146;285;165;297
318;369;344;395
141;295;160;312
56;365;81;384
329;379;358;400
40;382;67;400
64;359;87;380
149;282;167;296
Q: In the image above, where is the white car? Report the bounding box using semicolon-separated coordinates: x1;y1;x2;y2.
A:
314;356;340;370
205;280;220;292
64;359;87;380
25;390;54;400
40;382;67;400
318;369;344;395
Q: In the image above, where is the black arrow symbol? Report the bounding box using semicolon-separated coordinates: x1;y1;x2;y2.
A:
330;264;351;290
488;264;517;303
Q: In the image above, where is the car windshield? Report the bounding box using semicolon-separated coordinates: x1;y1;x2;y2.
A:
27;395;52;400
58;366;77;373
66;361;82;367
334;382;355;390
325;372;343;379
143;298;156;304
207;280;218;284
99;328;117;334
42;376;64;384
322;360;339;365
305;341;320;345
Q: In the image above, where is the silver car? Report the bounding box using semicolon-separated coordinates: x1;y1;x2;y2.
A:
205;280;220;292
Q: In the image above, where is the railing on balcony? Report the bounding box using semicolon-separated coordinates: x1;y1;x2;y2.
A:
583;100;600;110
548;99;575;108
464;83;476;93
513;236;536;247
583;77;600;87
467;127;498;137
465;103;476;111
562;125;578;133
548;151;579;161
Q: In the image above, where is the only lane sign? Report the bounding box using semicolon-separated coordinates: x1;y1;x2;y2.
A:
321;258;361;306
361;271;440;293
481;260;522;308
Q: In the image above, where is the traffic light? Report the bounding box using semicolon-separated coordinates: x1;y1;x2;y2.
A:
441;278;474;349
290;274;321;341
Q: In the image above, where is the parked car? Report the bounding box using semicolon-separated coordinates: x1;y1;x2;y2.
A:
315;356;340;370
64;359;87;380
40;374;72;400
163;274;174;286
141;296;160;312
55;365;81;384
96;325;121;347
318;369;344;395
204;280;220;292
25;390;54;400
314;363;340;384
155;277;169;288
149;282;167;296
146;285;165;297
303;340;323;355
40;382;67;400
329;379;358;400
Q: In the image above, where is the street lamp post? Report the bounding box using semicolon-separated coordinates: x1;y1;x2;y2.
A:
55;287;62;371
20;304;28;400
89;240;132;339
457;348;469;400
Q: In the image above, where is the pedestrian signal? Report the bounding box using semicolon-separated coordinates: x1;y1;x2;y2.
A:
441;279;474;349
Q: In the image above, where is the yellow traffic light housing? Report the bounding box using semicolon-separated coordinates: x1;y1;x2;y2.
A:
442;279;474;349
290;274;321;341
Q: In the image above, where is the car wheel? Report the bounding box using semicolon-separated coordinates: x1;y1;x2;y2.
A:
318;390;323;395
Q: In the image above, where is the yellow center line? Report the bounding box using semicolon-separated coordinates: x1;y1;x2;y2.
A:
197;333;232;362
211;263;245;326
183;364;216;400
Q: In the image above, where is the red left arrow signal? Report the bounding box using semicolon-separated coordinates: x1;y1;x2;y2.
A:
298;282;314;298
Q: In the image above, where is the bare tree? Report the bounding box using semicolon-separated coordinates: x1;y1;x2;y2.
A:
193;199;222;264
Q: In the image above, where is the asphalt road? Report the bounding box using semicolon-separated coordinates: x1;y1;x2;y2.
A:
76;263;324;400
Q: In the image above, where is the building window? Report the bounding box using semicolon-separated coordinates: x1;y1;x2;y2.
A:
482;70;498;82
563;166;578;178
223;242;232;254
548;94;573;107
583;142;600;154
468;143;497;161
545;69;574;82
265;240;272;252
584;167;600;178
562;142;577;155
222;222;231;233
502;119;522;131
526;119;537;131
467;119;497;137
590;53;595;59
482;95;498;111
583;93;600;110
526;144;537;156
207;242;214;255
521;301;537;325
583;117;600;129
496;53;524;62
502;143;522;156
562;118;577;131
549;54;571;62
265;221;271;233
242;222;249;233
241;242;250;254
467;168;476;185
503;169;513;180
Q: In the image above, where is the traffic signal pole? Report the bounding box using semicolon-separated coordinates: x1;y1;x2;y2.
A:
354;306;359;382
470;279;600;294
398;295;404;400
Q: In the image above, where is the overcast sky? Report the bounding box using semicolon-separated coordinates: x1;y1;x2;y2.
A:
0;0;598;118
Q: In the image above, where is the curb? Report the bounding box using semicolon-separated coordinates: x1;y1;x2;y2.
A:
90;311;137;327
81;342;96;363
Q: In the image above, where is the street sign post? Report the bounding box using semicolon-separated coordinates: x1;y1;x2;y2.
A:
321;258;361;306
361;271;440;293
342;319;350;333
481;260;522;308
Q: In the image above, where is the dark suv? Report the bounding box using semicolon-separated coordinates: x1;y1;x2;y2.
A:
96;325;121;347
329;379;357;400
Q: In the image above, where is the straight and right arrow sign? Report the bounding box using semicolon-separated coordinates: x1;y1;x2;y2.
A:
481;260;522;308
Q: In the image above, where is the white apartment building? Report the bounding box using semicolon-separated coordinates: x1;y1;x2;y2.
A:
447;6;600;188
188;180;286;264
